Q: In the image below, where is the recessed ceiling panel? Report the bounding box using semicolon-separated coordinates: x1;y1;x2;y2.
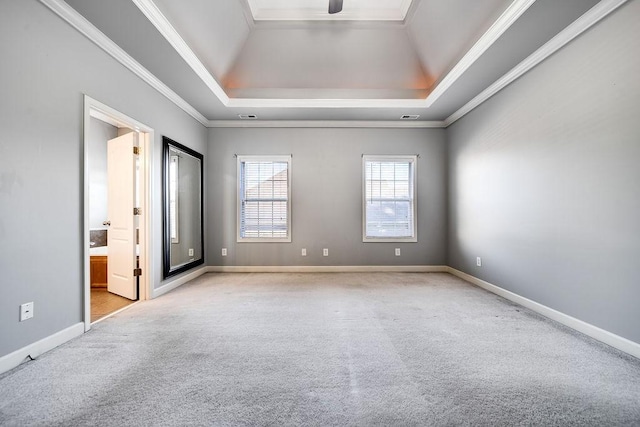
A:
226;26;430;97
247;0;414;21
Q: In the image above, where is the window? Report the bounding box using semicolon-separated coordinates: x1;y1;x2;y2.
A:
363;155;417;242
237;155;292;242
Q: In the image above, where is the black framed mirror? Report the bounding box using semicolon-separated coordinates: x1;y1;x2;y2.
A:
162;136;204;278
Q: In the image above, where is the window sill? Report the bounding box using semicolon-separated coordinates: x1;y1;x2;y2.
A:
363;237;418;243
237;238;292;243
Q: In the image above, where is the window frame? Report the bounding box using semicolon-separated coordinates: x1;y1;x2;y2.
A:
237;155;292;243
362;155;418;243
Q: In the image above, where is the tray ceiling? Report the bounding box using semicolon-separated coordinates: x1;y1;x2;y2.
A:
54;0;618;124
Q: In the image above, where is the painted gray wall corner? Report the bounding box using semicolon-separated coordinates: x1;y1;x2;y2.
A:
446;0;640;343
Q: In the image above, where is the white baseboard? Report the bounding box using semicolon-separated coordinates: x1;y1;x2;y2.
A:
447;267;640;360
207;265;449;273
152;266;209;298
0;322;84;375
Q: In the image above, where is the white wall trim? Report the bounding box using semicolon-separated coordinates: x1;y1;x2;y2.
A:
0;323;84;375
425;0;537;108
447;267;640;360
121;0;535;111
131;0;230;105
444;0;629;127
40;0;627;127
38;0;208;127
152;266;210;298
207;265;449;273
208;120;447;129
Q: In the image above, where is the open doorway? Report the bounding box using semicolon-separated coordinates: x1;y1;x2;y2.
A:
83;96;152;329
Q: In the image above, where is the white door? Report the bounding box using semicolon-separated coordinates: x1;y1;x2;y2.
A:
106;132;138;300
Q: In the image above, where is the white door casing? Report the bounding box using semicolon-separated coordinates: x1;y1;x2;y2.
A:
107;132;138;300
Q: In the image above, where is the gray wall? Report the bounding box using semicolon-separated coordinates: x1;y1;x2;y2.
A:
447;1;640;343
0;0;207;358
88;117;117;230
207;128;447;267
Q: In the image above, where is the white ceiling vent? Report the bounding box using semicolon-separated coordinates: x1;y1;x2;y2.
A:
239;114;258;120
400;115;420;120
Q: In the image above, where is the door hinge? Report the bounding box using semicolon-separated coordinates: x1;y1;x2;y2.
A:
133;207;142;215
133;268;142;277
133;146;140;155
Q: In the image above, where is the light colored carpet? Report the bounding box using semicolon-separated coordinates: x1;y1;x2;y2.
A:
1;272;639;426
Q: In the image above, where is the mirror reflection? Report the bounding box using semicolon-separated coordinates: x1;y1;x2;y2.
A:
163;136;204;278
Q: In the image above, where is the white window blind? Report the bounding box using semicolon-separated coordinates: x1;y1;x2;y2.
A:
363;155;417;242
237;155;291;242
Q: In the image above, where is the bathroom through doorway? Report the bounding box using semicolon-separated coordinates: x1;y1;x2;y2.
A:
83;96;153;329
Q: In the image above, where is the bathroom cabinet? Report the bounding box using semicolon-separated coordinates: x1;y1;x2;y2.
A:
90;256;107;287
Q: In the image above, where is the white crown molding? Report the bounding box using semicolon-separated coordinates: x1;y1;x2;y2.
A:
131;0;230;105
208;120;446;128
131;0;419;109
444;0;629;127
38;0;209;127
424;0;537;108
239;0;258;30
40;0;626;128
448;268;640;360
130;0;534;111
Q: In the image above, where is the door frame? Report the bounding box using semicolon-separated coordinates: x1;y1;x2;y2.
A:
83;95;153;332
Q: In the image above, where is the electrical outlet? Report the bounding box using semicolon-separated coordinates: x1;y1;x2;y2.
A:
222;248;228;257
20;302;34;322
395;248;401;257
477;257;482;267
188;248;194;256
323;248;329;257
301;248;307;256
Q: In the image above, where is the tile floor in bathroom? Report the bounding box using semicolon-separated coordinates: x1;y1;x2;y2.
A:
90;288;135;322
